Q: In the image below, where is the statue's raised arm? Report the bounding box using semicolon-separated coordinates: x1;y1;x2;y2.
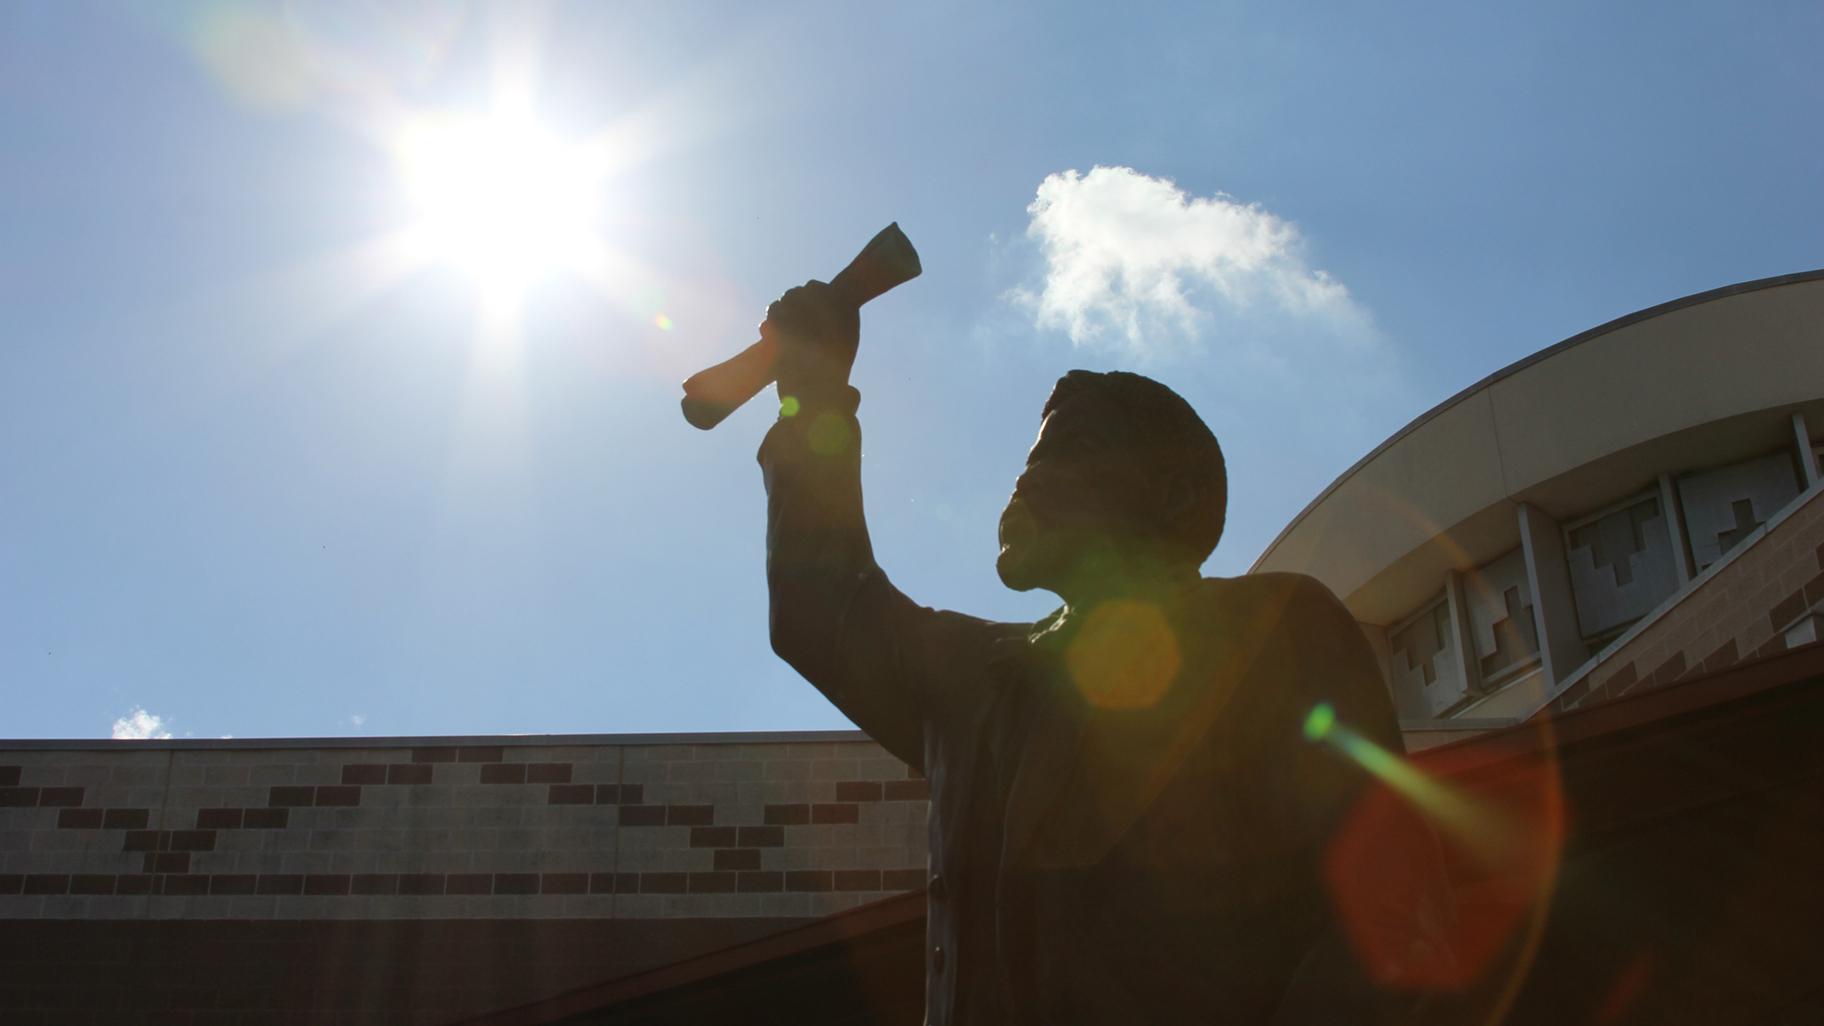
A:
756;282;1021;771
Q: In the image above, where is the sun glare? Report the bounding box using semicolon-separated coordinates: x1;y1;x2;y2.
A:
394;110;605;311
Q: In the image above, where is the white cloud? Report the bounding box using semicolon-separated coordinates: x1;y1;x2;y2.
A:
111;708;172;740
349;713;367;729
1010;166;1373;358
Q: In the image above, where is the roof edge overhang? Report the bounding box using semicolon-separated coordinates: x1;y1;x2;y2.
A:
1250;267;1824;574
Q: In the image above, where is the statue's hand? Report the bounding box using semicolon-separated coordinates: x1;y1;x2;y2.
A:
763;280;860;404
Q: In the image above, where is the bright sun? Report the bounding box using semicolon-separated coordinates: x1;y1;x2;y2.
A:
393;110;605;311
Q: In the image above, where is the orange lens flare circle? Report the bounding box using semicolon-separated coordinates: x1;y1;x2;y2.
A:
1317;713;1565;1022
1065;599;1182;709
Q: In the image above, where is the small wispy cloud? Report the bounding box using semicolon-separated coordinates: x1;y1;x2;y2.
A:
349;713;367;729
1008;166;1373;359
111;708;172;741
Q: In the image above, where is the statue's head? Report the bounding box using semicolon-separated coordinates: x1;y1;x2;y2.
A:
997;371;1226;596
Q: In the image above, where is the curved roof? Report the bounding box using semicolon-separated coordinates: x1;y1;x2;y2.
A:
1253;268;1824;623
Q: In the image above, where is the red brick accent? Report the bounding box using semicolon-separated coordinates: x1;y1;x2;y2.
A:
690;827;737;848
1648;651;1689;689
640;873;687;894
738;826;785;848
69;874;116;895
1605;661;1638;693
1806;570;1824;607
256;874;304;895
314;785;361;807
835;781;883;802
387;764;434;785
341;764;388;785
713;848;760;872
412;747;458;763
588;873;618;894
243;808;289;829
620;805;665;826
195;808;243;830
166;831;216;852
541;872;589;895
882;869;926;890
689;872;737;894
351;874;397;895
458;747;505;763
883;779;930;801
548;784;594;805
22;874;67;895
1702;638;1741;673
103;808;149;830
494;873;539;895
833;869;881;891
667;804;714;826
763;803;810;825
0;874;20;894
58;808;104;829
811;803;859;824
480;763;527;784
143;853;189;874
211;875;257;895
304;874;352;896
1771;590;1807;630
37;786;84;807
738;871;784;893
0;766;18;786
398;874;444;895
160;875;208;896
618;784;643;805
447;873;492;895
593;784;623;804
268;786;314;807
122;830;162;852
0;788;39;807
526;763;573;784
115;874;155;895
784;870;833;892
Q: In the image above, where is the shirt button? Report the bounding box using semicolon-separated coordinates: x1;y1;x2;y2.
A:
932;945;946;974
929;874;947;900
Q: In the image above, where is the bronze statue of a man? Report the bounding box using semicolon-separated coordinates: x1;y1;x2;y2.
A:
757;282;1450;1024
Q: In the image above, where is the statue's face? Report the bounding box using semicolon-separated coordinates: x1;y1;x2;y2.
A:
997;408;1137;593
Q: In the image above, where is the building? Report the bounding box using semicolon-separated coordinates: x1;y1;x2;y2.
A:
1254;268;1824;740
4;270;1823;1024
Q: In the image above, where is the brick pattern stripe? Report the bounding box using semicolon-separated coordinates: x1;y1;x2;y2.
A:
0;738;930;920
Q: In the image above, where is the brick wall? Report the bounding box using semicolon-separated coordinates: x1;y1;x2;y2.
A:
1551;485;1824;714
0;733;929;922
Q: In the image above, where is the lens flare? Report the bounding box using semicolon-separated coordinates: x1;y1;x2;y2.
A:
1066;599;1182;709
653;313;674;331
1307;704;1508;856
1310;704;1565;1010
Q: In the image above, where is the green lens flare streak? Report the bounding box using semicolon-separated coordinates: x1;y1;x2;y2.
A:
1304;703;1509;859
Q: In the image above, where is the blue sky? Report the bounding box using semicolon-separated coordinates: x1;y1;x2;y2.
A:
3;1;1820;740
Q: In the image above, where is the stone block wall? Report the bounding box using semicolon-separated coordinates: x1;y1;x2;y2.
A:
0;732;929;922
1551;485;1824;713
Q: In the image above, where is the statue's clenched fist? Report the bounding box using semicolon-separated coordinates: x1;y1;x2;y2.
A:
762;280;860;403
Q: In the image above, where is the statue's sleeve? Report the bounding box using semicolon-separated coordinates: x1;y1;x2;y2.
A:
757;390;1008;772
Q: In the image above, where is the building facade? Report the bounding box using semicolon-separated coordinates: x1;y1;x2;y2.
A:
1254;269;1824;745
